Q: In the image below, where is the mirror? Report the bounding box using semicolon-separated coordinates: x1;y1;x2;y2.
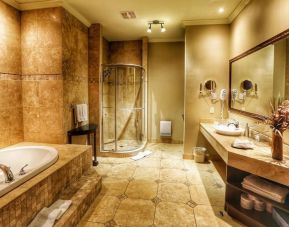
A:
229;29;289;118
204;80;216;92
241;80;253;92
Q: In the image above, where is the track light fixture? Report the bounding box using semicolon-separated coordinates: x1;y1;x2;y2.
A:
147;20;166;33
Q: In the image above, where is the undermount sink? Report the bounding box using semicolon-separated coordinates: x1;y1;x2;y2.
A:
214;125;245;136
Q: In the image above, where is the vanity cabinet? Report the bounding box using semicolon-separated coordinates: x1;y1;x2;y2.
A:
225;166;289;227
200;123;289;227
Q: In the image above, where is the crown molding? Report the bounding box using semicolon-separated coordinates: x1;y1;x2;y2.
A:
2;0;20;9
62;1;91;26
2;0;91;27
183;0;251;27
183;18;229;27
149;38;184;43
228;0;251;23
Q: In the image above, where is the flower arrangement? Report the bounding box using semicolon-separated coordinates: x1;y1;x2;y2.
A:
261;100;289;160
263;100;289;136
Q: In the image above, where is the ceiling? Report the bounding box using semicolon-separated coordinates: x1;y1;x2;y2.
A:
5;0;250;41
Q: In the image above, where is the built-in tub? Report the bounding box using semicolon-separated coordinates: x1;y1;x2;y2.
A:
0;146;58;197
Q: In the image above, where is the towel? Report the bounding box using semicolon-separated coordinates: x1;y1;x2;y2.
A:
76;104;88;122
81;104;88;122
28;200;72;227
28;208;62;227
131;150;152;161
242;175;289;203
49;199;72;220
232;139;255;149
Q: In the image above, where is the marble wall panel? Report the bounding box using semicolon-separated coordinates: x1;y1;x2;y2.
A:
62;9;88;144
0;1;23;147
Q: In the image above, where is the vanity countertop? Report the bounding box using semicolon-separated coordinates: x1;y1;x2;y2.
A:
200;123;289;186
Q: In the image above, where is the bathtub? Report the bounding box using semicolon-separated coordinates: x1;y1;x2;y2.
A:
0;146;58;197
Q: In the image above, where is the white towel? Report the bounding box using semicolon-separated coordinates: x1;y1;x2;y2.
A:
131;150;152;161
49;199;72;220
232;139;255;149
28;208;62;227
76;104;88;122
28;200;72;227
81;104;88;122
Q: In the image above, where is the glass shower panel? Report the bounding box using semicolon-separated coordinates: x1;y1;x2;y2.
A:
102;67;116;151
116;67;143;151
101;64;146;153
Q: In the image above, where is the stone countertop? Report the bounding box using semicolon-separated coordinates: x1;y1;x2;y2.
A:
200;123;289;186
0;142;92;208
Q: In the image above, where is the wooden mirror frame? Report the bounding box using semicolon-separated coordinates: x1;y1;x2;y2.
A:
229;28;289;120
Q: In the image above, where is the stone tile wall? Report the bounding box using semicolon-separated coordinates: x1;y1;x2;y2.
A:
0;1;23;147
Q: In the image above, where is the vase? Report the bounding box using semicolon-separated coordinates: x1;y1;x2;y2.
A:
272;131;283;160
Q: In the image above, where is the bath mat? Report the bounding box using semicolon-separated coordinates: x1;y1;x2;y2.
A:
131;150;152;161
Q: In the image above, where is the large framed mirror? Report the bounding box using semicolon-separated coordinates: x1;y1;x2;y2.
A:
229;29;289;119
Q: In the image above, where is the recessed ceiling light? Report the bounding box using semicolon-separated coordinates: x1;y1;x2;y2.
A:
218;7;224;13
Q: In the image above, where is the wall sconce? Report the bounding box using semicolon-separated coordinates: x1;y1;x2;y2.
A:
147;20;166;33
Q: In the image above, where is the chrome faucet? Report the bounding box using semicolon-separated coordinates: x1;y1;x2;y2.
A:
227;119;240;128
0;164;14;183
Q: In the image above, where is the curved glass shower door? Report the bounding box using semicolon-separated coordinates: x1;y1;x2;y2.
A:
101;64;146;152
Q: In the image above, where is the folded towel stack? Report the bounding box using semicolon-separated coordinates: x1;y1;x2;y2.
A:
28;200;72;227
232;139;255;149
242;175;289;203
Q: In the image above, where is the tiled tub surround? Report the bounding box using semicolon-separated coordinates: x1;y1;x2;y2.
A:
0;1;23;147
0;143;101;226
79;143;243;227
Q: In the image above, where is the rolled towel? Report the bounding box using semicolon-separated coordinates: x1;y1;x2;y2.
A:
28;208;62;227
232;139;255;149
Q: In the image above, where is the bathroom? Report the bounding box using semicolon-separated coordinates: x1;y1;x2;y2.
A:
0;0;289;226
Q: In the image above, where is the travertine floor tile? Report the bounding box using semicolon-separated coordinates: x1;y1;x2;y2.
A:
186;170;203;185
160;168;187;183
114;198;155;226
94;163;112;176
161;158;184;169
133;167;160;180
194;205;219;227
125;180;158;200
107;163;136;178
80;222;105;227
154;201;196;227
158;182;190;203
161;150;183;160
136;157;161;168
87;196;120;223
82;143;238;227
189;184;210;205
100;177;129;196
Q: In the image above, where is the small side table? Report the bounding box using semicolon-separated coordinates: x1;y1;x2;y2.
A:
67;124;98;166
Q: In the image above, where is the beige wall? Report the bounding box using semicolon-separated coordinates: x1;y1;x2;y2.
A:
148;42;184;143
0;1;23;147
184;25;230;157
230;0;289;58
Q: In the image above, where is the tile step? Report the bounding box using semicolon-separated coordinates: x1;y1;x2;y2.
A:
54;170;102;227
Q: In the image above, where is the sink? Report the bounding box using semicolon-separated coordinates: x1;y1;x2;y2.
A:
214;125;244;136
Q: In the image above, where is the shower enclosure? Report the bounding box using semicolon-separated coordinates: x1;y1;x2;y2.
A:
101;64;147;153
